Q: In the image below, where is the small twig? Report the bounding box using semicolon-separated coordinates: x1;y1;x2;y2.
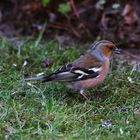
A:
48;22;81;38
71;5;95;17
47;23;69;31
70;0;80;19
69;25;81;38
70;0;92;37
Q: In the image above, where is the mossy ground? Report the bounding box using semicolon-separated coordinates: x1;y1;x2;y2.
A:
0;37;140;140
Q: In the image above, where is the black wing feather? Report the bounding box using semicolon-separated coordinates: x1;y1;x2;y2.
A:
43;63;100;82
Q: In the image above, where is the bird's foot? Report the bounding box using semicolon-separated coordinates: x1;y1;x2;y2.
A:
80;90;89;100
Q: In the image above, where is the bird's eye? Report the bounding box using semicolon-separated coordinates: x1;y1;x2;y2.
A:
109;47;113;50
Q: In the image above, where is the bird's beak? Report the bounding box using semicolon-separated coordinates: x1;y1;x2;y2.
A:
114;48;120;54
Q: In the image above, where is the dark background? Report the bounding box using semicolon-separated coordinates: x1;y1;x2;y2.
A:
0;0;140;48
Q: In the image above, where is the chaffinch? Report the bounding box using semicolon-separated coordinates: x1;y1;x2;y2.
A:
22;40;120;99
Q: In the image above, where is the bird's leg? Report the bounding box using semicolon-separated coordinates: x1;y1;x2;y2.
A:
80;89;89;100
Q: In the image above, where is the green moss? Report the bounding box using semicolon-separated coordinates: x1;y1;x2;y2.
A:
0;37;139;139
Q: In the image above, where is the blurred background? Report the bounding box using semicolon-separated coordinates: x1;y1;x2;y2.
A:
0;0;140;65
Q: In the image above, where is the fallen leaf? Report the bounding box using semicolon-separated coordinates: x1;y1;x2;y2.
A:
101;119;112;128
119;128;124;135
6;126;15;134
0;66;4;72
123;4;138;25
134;108;140;116
22;60;28;67
41;58;53;68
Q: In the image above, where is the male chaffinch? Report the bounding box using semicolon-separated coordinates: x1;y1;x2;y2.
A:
22;40;120;99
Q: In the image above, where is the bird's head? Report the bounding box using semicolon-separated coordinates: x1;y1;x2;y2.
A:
90;40;120;61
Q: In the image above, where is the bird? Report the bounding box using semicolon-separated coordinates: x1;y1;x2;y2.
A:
21;40;120;100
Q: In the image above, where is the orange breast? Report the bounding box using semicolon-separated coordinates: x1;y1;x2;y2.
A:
72;59;110;89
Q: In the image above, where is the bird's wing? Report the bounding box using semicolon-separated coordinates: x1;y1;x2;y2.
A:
72;54;102;69
43;63;100;82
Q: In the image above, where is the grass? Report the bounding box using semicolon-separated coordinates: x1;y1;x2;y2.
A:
0;37;140;140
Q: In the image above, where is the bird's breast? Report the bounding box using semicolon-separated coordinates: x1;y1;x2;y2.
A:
71;59;110;89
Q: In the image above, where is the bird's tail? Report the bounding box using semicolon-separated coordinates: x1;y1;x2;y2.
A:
20;74;52;83
20;72;77;83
